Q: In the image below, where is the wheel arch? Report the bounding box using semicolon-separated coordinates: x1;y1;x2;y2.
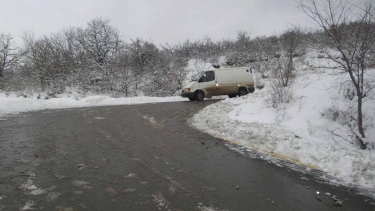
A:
195;89;206;95
237;86;249;96
237;86;248;92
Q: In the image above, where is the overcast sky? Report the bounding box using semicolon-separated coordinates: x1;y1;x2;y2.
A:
0;0;318;46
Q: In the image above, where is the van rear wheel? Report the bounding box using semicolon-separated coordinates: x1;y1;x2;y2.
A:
195;91;205;101
238;88;248;96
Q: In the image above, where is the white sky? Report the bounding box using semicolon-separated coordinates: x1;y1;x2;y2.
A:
0;0;317;46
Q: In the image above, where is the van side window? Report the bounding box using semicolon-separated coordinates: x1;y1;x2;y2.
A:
206;71;215;81
199;71;215;83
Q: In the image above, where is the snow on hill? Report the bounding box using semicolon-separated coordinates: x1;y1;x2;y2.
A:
191;68;375;196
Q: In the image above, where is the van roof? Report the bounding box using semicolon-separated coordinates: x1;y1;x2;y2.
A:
207;67;250;70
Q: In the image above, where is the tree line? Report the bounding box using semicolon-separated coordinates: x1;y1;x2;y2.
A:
0;17;312;97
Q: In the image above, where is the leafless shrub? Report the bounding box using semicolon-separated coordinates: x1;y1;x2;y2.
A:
269;76;294;107
298;0;375;149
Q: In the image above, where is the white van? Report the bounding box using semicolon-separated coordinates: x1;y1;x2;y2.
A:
181;67;255;101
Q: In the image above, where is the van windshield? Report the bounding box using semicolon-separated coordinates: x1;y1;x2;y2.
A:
191;71;204;81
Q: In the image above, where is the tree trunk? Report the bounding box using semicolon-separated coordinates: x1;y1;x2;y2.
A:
40;76;45;91
357;93;367;149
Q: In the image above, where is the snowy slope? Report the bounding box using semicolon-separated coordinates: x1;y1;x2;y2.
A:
191;69;375;196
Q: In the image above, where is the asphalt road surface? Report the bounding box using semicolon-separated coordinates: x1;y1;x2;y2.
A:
0;100;374;211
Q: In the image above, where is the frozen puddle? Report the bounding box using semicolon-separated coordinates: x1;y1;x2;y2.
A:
199;207;228;211
72;180;92;189
152;192;170;209
20;179;46;195
143;115;157;125
21;201;35;211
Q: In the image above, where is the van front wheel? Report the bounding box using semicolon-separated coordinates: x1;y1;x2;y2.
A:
195;91;205;101
238;88;248;96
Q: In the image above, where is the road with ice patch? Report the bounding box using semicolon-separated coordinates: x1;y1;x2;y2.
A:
0;101;374;210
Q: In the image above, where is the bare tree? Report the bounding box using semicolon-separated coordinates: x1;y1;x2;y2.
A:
277;28;306;87
266;28;307;107
76;18;122;77
109;52;136;97
22;33;51;91
227;31;254;66
160;44;189;90
253;35;279;78
0;34;20;79
298;0;375;149
22;32;72;92
126;38;160;92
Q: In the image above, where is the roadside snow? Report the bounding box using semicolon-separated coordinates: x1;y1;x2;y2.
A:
191;71;375;196
0;93;184;118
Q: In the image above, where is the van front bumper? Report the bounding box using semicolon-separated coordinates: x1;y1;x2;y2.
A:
181;92;195;98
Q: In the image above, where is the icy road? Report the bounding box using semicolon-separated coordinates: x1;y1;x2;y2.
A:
0;101;373;210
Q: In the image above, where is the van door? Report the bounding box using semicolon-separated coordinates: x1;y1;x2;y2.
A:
216;69;237;95
198;70;217;97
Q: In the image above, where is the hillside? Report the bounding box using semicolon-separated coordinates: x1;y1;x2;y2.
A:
190;56;375;197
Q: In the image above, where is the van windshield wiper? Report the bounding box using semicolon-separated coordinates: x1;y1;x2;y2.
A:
191;71;204;81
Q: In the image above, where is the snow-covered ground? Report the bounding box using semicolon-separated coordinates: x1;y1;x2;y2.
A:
191;69;375;196
0;93;184;119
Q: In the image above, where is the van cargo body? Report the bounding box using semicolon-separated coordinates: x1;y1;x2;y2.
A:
181;67;255;101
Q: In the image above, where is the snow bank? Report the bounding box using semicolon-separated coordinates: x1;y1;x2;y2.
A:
191;71;375;195
0;94;184;118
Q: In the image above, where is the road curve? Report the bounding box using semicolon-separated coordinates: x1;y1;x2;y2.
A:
0;100;374;211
